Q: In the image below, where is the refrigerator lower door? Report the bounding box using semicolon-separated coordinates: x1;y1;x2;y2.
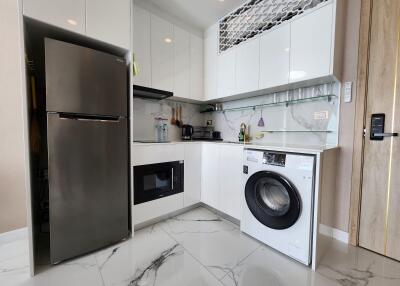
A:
47;113;129;264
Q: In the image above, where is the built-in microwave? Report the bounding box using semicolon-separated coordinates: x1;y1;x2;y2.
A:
134;161;184;205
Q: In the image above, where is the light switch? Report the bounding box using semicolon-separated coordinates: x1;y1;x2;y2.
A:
344;82;352;103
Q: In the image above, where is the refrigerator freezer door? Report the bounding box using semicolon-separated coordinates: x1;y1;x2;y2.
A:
45;38;128;117
47;113;129;263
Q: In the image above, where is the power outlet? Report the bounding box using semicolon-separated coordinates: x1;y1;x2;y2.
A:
314;111;329;120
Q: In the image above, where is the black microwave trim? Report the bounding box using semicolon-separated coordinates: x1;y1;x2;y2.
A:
134;161;184;205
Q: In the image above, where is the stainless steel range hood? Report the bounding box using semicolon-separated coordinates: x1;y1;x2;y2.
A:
133;85;173;100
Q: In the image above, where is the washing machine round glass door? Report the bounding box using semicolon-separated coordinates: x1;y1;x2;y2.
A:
245;171;301;230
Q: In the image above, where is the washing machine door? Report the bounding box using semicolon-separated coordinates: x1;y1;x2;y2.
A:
245;171;301;230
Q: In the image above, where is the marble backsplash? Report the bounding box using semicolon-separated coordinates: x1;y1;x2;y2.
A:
132;98;204;141
204;82;340;147
132;82;340;146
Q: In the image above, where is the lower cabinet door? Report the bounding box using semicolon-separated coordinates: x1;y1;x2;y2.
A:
219;145;243;219
184;144;202;206
201;144;220;209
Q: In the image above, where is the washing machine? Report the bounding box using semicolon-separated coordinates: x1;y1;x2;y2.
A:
241;148;315;265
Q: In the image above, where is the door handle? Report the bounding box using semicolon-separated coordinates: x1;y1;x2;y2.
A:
371;132;398;137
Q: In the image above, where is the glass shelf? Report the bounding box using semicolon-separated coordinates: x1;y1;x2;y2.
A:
261;130;335;133
200;94;336;114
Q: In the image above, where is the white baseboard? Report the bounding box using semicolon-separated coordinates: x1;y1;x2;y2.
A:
319;224;349;244
0;227;28;245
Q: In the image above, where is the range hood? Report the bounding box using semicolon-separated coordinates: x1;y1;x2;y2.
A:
133;85;173;100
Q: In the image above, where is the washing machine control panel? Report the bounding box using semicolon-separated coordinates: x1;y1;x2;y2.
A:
262;152;286;167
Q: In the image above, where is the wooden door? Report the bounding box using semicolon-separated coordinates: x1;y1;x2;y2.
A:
359;0;400;260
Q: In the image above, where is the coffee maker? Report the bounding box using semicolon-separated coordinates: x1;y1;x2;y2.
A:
181;125;194;140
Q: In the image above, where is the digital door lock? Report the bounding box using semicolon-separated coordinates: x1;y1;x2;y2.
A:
370;113;399;140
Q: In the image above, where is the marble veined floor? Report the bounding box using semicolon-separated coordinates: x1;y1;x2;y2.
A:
2;206;400;286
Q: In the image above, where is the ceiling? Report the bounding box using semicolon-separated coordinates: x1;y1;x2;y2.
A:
144;0;248;31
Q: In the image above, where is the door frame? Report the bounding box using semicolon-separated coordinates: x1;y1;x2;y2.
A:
349;0;373;246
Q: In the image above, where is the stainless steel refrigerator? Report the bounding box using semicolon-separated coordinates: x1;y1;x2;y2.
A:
45;38;130;264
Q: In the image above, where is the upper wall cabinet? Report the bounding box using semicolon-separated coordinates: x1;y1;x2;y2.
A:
259;23;290;89
151;14;174;92
86;0;131;49
217;48;236;98
23;0;131;49
290;3;334;83
174;26;190;98
23;0;86;34
204;24;219;101
132;6;204;101
132;5;151;87
205;1;342;101
235;38;260;94
190;35;204;101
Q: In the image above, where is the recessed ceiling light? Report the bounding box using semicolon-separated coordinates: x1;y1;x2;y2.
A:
219;0;225;2
164;38;172;44
67;19;77;26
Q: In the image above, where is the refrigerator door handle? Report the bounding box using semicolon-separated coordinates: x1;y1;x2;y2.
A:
74;118;120;123
58;114;121;123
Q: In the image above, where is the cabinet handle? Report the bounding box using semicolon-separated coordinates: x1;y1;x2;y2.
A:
171;168;174;190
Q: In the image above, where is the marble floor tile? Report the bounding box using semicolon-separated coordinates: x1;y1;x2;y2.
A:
317;240;400;286
0;239;31;286
3;206;400;286
95;224;223;286
20;254;104;286
220;245;338;286
159;207;260;279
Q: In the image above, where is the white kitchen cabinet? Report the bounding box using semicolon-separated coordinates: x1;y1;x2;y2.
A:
217;48;236;98
174;26;190;98
290;4;333;83
132;5;151;87
190;35;204;101
219;145;243;219
259;23;290;89
184;144;202;206
151;14;174;91
132;144;184;166
235;38;260;94
23;0;86;34
201;144;220;209
86;0;130;49
204;23;219;100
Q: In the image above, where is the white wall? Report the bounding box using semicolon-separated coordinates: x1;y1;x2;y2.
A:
333;0;362;232
0;0;28;234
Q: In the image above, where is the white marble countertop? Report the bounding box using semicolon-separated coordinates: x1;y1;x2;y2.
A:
132;140;338;154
